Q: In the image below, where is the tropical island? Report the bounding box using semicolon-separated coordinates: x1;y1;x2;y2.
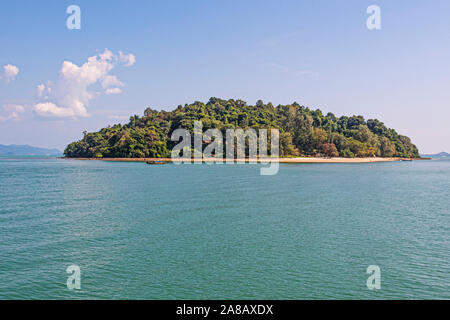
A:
64;98;420;161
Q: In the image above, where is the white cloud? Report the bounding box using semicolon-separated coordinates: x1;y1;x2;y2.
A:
37;84;46;97
102;75;124;89
1;64;19;82
0;104;25;121
105;87;122;95
119;52;136;67
34;102;75;118
33;49;135;118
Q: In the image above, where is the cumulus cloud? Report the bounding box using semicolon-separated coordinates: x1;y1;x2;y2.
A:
33;49;135;118
0;104;25;121
0;64;19;82
37;84;46;96
119;52;136;67
34;102;75;118
105;87;122;95
101;75;124;89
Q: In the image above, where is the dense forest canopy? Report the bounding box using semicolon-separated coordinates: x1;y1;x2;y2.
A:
64;98;419;158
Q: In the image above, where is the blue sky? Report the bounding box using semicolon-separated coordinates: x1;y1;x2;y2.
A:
0;0;449;153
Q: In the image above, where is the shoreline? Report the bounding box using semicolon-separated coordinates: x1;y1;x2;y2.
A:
62;157;429;163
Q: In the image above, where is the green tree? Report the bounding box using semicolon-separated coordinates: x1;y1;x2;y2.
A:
64;98;420;159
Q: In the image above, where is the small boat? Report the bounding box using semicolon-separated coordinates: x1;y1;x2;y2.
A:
400;159;413;161
146;160;166;165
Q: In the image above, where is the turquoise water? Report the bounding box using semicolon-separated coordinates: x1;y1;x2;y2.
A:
0;158;449;299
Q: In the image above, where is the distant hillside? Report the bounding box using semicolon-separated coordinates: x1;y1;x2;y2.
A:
0;144;62;155
420;152;449;158
64;97;420;159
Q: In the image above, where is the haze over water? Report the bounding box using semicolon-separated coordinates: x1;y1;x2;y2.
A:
0;158;449;299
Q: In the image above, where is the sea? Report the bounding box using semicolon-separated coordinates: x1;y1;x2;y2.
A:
0;156;449;299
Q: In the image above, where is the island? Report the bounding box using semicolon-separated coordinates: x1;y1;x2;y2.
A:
64;98;420;162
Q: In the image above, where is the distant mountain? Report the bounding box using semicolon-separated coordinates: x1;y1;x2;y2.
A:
0;144;62;155
420;152;449;158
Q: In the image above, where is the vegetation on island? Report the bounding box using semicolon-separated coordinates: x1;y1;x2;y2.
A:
64;98;419;159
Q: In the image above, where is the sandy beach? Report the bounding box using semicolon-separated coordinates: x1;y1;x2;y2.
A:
65;157;422;163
